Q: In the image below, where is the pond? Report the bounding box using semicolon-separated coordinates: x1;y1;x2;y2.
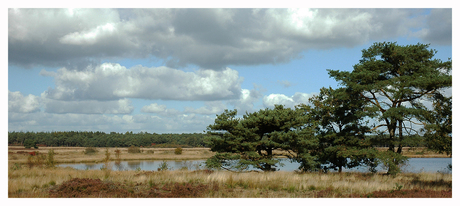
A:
58;158;452;173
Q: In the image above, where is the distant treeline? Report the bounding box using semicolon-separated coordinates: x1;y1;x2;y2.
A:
8;131;426;148
8;131;211;148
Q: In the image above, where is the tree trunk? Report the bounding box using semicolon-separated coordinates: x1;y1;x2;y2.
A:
397;120;403;154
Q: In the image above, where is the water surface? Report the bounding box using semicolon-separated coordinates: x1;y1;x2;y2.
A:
58;158;452;173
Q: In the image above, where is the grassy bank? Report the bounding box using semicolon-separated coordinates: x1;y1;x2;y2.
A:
8;146;449;165
8;163;451;198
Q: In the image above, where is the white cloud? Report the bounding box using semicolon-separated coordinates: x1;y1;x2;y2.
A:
42;98;134;114
140;103;182;116
8;91;41;113
229;86;265;114
8;112;214;134
414;8;452;45
42;63;243;101
141;103;167;113
263;92;313;108
184;101;227;115
59;23;117;45
9;8;448;69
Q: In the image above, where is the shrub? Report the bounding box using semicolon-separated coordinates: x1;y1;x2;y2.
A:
84;147;98;155
45;149;56;168
127;146;142;153
114;149;121;161
103;148;111;162
158;161;170;171
24;139;38;149
26;151;46;168
174;147;183;155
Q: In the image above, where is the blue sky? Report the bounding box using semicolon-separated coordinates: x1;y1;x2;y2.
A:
7;8;453;134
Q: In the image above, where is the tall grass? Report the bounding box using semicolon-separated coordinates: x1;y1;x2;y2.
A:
8;163;452;198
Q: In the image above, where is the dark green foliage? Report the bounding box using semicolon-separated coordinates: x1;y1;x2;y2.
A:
328;42;452;174
422;94;452;156
23;138;37;149
8;131;211;148
309;87;378;172
206;105;318;172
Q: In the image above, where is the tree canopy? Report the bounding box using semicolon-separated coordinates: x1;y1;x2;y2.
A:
328;42;452;174
205;105;318;172
309;87;378;172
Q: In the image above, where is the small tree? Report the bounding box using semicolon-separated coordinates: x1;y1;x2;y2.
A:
24;139;38;149
206;105;317;172
45;149;56;168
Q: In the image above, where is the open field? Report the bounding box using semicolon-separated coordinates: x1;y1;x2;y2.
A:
8;163;451;198
8;146;449;165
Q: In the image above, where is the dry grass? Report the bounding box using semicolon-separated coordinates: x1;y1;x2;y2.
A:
375;147;450;158
8;146;452;198
8;162;451;198
8;146;215;164
8;146;447;165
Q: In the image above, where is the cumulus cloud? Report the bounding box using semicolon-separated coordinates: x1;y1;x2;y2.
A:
41;63;243;101
228;85;265;114
141;103;181;116
9;8;447;70
8;112;214;134
43;98;134;114
8;91;41;113
141;103;167;113
184;101;227;115
263;92;313;108
415;8;452;45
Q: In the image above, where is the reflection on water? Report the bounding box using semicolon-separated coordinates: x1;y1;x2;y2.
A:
58;158;452;173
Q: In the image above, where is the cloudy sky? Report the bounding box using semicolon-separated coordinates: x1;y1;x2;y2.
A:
7;7;453;134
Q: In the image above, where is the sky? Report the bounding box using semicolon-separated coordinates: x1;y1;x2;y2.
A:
7;7;454;134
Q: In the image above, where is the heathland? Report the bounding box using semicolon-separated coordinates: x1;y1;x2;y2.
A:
8;146;451;198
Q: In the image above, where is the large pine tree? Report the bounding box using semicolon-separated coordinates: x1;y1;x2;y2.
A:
328;42;452;174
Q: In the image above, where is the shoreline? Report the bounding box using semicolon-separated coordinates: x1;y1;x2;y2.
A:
8;146;450;165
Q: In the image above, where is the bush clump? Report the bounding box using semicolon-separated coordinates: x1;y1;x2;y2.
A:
84;147;98;155
45;149;56;168
24;139;38;149
174;147;183;155
127;146;142;153
114;149;121;161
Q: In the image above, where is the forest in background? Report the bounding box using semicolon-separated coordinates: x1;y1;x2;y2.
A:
7;130;427;149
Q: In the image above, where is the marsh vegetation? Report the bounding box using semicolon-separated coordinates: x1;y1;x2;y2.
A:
8;161;451;198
